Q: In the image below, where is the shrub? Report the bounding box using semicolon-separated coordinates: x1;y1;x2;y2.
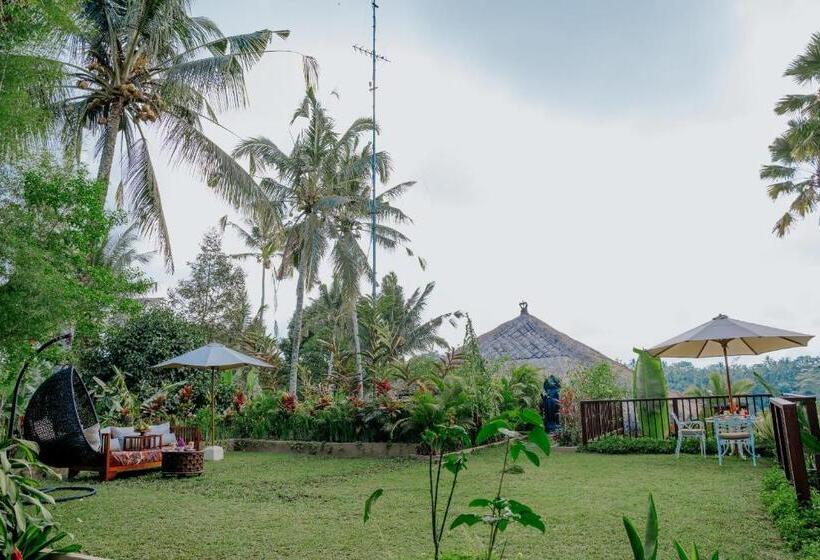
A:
760;468;820;559
581;436;717;455
79;305;207;399
557;362;627;446
581;435;774;458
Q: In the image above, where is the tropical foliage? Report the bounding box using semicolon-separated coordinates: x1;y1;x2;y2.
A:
5;0;315;268
557;362;626;445
762;32;820;237
0;160;149;379
623;495;721;560
633;349;669;440
169;230;251;343
663;357;819;396
0;0;76;160
231;91;414;396
0;438;81;559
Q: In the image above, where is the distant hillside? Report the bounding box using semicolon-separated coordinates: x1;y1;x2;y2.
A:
657;356;820;396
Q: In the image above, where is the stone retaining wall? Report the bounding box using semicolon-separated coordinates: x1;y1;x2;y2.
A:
225;439;420;457
224;438;578;457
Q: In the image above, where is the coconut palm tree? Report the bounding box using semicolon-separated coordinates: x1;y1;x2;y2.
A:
762;119;820;236
232;92;369;395
11;0;316;270
219;201;285;334
763;32;820;237
91;221;155;273
330;136;415;398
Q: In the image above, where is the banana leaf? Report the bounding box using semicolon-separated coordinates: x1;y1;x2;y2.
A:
633;348;669;439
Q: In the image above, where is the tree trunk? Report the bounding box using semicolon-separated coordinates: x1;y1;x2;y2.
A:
260;265;266;320
96;98;124;197
351;304;364;399
288;257;307;396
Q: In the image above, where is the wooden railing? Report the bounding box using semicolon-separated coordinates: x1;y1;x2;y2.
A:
771;395;819;507
579;394;772;445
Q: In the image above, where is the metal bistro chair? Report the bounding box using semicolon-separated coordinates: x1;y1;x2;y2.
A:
670;411;706;457
713;415;756;466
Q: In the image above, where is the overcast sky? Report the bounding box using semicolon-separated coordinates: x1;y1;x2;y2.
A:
130;0;820;368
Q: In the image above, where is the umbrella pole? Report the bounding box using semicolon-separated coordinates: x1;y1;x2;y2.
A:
210;367;216;448
721;342;735;413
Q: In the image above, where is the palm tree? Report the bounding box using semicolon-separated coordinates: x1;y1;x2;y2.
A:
358;272;462;375
232;92;362;395
330;135;415;398
12;0;316;270
762;119;820;236
763;32;820;236
685;371;754;398
91;221;155;273
219;201;284;334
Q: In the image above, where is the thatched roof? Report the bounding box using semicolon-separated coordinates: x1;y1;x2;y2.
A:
477;302;632;382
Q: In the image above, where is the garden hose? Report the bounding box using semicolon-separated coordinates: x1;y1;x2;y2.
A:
41;485;97;503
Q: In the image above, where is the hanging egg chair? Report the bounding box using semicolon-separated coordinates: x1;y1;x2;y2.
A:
23;366;103;469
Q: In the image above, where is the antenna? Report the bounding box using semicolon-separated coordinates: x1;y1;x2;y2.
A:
353;1;389;299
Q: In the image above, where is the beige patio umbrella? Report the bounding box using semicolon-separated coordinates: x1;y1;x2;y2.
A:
153;342;275;450
646;314;813;411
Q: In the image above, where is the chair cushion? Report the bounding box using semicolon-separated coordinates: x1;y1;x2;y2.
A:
110;449;162;467
720;431;751;440
680;429;704;435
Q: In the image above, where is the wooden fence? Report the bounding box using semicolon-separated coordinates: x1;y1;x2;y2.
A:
579;394;771;445
770;394;819;507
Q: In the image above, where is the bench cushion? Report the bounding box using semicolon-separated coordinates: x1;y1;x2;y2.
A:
110;449;162;467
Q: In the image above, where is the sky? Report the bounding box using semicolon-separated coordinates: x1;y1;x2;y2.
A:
131;0;820;369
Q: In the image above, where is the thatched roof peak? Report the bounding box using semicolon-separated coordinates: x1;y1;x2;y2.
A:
477;303;631;381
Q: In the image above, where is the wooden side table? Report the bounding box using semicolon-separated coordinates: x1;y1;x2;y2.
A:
161;449;204;477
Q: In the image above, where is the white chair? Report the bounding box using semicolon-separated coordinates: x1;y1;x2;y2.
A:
670;411;706;457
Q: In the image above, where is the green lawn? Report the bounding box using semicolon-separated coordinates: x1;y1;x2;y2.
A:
53;449;791;560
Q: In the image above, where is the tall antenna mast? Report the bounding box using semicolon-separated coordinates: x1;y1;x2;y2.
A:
354;1;389;299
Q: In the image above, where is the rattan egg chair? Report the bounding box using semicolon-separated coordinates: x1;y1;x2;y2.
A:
23;366;103;472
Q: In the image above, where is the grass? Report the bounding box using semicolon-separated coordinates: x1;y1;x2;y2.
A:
53;449;792;560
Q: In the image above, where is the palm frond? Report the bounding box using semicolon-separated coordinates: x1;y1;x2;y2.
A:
123;132;173;271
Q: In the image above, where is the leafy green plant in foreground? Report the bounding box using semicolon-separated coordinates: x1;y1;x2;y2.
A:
449;408;550;560
0;438;80;559
624;494;719;560
365;424;469;559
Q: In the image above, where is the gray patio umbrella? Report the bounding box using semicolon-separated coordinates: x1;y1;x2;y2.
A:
152;342;275;448
646;314;813;410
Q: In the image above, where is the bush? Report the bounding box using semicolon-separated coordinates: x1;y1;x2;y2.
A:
79;305;207;399
761;468;820;559
581;436;716;455
556;362;627;446
581;435;774;457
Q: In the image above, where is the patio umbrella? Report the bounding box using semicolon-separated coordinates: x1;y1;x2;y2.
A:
152;342;275;449
646;314;813;411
